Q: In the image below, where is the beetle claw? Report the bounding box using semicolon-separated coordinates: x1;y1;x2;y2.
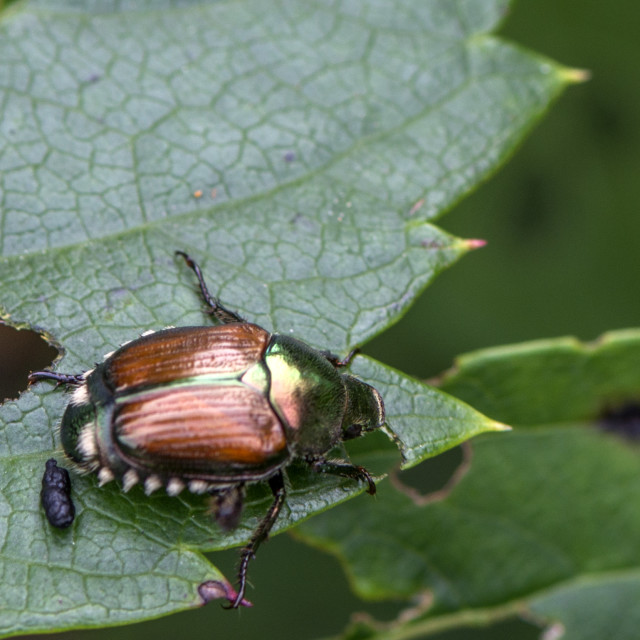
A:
310;457;377;495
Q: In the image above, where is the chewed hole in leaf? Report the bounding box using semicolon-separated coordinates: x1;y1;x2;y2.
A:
390;444;471;505
0;324;58;402
599;402;640;442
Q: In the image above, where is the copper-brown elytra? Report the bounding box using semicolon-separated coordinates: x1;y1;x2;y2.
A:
30;251;385;608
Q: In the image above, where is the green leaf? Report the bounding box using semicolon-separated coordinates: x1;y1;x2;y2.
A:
350;358;507;469
298;329;640;639
0;0;573;635
441;329;640;426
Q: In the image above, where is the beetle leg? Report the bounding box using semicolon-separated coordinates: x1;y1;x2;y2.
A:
309;457;376;496
29;371;84;387
227;471;286;609
210;485;245;532
321;347;360;368
175;251;245;325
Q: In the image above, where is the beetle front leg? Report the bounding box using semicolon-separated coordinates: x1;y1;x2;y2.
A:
309;457;376;495
175;251;245;325
321;348;360;368
227;471;286;609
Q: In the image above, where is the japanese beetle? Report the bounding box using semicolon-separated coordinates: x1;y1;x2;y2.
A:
30;251;385;607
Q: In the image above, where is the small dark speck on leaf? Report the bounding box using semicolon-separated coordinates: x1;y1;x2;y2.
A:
84;73;102;83
289;212;317;233
421;239;443;249
283;151;296;162
599;403;640;441
198;580;253;608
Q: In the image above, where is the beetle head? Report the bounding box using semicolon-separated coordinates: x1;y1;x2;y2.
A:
341;376;385;440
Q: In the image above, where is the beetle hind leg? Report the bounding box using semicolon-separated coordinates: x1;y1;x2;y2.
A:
175;251;245;325
29;371;84;387
225;471;286;609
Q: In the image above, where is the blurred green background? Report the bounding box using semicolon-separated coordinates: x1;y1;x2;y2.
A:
5;1;639;638
368;1;640;381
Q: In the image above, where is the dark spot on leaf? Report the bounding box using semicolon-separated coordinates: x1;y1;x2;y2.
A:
420;239;443;249
84;72;102;83
198;580;253;608
283;150;296;162
390;444;471;505
0;324;59;402
599;402;640;441
288;212;318;233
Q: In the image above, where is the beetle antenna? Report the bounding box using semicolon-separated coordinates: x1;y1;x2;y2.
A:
175;251;246;325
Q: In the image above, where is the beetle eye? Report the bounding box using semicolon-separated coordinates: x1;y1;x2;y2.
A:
343;424;362;440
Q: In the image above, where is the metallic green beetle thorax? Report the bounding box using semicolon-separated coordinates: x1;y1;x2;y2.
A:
266;335;346;455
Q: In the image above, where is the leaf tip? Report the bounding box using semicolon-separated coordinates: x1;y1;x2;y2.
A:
560;67;591;84
464;238;487;250
488;421;512;433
